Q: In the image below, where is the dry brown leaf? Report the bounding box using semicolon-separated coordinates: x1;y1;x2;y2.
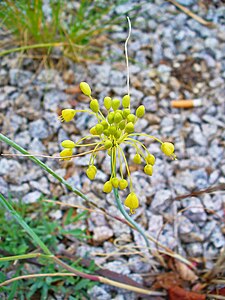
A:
153;272;183;290
174;260;198;283
169;286;206;300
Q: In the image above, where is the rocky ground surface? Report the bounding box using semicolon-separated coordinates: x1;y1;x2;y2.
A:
0;0;225;299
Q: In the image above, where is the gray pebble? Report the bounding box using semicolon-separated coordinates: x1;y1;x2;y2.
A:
23;191;42;204
182;197;207;222
93;226;114;243
150;190;172;213
29;119;49;139
0;159;23;184
9;69;33;87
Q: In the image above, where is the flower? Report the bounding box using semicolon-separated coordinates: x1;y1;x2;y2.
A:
59;82;176;214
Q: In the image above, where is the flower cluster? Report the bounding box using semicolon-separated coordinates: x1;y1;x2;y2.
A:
59;82;176;214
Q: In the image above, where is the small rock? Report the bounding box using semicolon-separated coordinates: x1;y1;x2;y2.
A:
43;90;68;111
182;197;207;222
9;69;33;87
49;210;63;220
109;70;126;87
29;119;49;139
93;226;114;243
103;260;130;276
30;177;50;195
9;183;30;198
150;190;172;213
210;227;225;248
186;243;203;257
128;255;151;273
0;159;23;184
23;191;42;204
0;177;9;197
88;286;111;300
0;69;9;86
209;77;224;88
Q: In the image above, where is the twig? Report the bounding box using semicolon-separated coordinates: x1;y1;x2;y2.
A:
125;16;131;96
166;0;216;28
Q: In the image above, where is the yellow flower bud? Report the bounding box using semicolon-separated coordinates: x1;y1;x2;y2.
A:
111;177;119;188
60;148;73;161
133;153;142;164
144;164;153;176
103;181;113;193
104;140;112;149
161;142;175;156
103;129;110;137
112;98;120;111
86;165;97;180
114;112;123;123
136;105;145;118
125;122;134;133
127;113;136;123
80;82;91;96
61;140;76;148
114;129;122;139
119;120;126;130
122;95;130;108
107;112;115;124
123;109;130;118
109;125;116;135
146;154;155;165
124;192;139;214
90;99;99;113
60;109;76;122
119;179;128;190
104;96;112;110
107;149;112;156
95;124;104;135
90;126;98;135
101;120;108;129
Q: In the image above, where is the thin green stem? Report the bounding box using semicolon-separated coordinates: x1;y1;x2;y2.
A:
110;157;150;248
0;193;52;255
0;253;51;262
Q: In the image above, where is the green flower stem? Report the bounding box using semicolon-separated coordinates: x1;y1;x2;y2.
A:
0;133;89;202
111;156;150;248
0;253;51;262
0;193;52;255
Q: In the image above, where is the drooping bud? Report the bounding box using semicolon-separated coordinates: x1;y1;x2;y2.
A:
101;120;108;129
112;98;120;111
119;179;128;190
146;154;155;165
124;192;139;214
109;125;116;135
107;112;115;124
161;142;175;156
60;109;76;122
111;177;119;188
86;165;97;180
144;164;153;176
119;120;126;130
123;109;130;118
125;122;134;133
95;124;104;135
104;140;112;149
90;99;99;113
103;181;113;193
103;129;110;137
122;95;130;108
136;105;145;118
133;153;142;164
80;82;91;96
114;111;123;123
104;96;112;110
90;126;97;135
61;140;76;148
60;148;73;161
127;113;136;123
114;129;122;139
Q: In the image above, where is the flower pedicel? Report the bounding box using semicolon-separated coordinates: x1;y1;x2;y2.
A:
58;82;176;215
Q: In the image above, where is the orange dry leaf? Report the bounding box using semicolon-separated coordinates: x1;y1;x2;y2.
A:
152;272;183;290
169;286;206;300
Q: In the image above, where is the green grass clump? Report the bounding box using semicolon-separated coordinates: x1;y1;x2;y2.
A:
0;197;96;300
0;0;123;61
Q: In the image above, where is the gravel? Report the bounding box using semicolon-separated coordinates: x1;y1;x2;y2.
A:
1;1;225;298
